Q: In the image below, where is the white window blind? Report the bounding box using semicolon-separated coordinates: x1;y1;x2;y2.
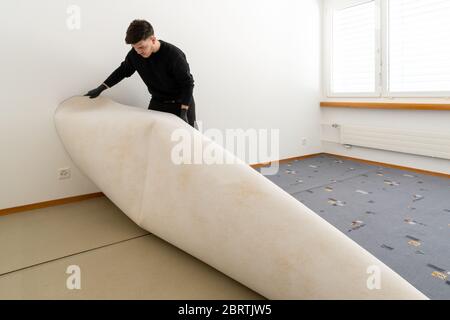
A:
331;1;377;94
388;0;450;93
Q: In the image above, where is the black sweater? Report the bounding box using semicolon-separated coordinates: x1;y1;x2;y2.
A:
104;40;194;105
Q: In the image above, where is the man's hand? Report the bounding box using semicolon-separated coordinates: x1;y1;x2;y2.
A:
180;105;189;123
84;83;108;99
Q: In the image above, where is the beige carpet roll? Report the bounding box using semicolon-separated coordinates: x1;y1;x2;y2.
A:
54;96;427;299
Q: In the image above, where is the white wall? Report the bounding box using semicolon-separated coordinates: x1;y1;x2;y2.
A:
0;0;323;209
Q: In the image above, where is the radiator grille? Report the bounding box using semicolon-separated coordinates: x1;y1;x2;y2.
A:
340;125;450;160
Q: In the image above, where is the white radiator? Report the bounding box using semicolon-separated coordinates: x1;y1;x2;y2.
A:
340;125;450;160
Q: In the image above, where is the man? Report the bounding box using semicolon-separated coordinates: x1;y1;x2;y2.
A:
85;19;196;128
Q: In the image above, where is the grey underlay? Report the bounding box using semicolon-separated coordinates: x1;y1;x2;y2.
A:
257;154;450;300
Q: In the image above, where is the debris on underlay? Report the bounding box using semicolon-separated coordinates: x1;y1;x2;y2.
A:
404;218;427;226
348;220;365;232
356;189;369;195
324;186;333;192
406;235;421;247
427;264;447;273
408;240;421;247
427;263;450;281
309;165;318;168
327;198;345;206
295;179;303;183
415;250;425;255
285;169;297;175
403;174;415;178
365;211;376;215
377;172;384;176
413;194;424;202
381;244;394;250
334;160;343;164
384;180;400;186
431;271;448;281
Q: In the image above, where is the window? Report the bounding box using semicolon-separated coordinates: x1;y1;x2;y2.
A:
388;0;450;94
331;1;378;95
325;0;450;97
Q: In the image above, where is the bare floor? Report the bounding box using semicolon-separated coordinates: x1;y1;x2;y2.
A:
0;197;264;300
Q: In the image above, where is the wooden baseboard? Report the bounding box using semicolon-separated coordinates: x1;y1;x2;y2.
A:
251;152;449;179
2;153;447;217
323;153;450;179
0;192;105;217
320;101;450;110
250;153;323;168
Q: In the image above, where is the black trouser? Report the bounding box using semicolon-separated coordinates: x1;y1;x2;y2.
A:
148;97;196;128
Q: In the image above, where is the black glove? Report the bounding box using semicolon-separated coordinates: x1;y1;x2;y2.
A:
180;107;189;124
84;84;107;99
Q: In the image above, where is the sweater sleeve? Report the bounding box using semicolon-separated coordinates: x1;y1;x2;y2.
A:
103;52;136;88
172;55;195;106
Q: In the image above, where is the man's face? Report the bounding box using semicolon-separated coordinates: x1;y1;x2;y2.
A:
132;36;155;58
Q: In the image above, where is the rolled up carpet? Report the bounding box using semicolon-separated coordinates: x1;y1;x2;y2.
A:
54;96;427;299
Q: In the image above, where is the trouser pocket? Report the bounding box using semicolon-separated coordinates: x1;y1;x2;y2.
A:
149;98;196;128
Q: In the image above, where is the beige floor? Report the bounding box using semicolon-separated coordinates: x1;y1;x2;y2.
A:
0;197;264;299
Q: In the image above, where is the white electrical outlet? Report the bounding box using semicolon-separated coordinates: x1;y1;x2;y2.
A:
58;167;71;180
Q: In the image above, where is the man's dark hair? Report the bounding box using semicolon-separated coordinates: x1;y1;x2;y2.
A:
125;20;154;44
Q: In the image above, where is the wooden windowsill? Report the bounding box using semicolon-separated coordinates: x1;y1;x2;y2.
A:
320;101;450;111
